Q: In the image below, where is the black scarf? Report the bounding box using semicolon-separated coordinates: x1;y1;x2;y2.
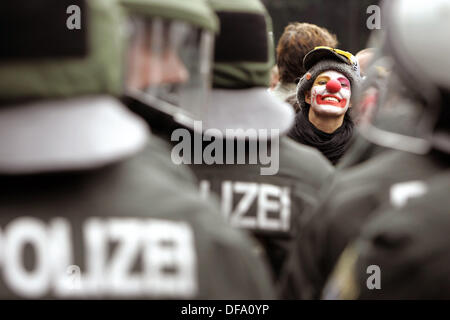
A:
288;107;354;165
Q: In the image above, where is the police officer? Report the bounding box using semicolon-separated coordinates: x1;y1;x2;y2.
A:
324;172;450;299
322;0;450;299
0;0;274;299
280;0;450;299
169;0;334;282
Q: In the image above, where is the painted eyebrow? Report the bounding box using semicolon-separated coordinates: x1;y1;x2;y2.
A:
314;76;329;84
338;77;350;86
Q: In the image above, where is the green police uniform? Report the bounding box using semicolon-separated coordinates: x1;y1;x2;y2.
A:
0;147;274;299
0;0;274;299
191;136;333;279
279;150;448;299
323;170;450;299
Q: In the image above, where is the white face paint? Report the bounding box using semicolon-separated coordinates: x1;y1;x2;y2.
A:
308;70;352;117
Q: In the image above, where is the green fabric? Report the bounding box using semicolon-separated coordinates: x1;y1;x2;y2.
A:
184;136;334;280
280;150;447;299
354;171;450;299
0;0;125;100
0;145;275;299
209;0;275;88
120;0;218;32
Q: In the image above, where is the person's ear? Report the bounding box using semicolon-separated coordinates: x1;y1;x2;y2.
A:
305;90;311;104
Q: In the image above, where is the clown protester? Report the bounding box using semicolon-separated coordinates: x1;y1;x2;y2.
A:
288;47;361;164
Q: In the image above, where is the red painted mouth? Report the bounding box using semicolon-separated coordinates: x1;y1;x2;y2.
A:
316;94;347;108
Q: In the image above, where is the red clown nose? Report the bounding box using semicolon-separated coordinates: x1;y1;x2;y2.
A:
326;79;342;93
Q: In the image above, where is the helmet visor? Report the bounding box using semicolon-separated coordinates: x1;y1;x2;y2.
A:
125;15;214;125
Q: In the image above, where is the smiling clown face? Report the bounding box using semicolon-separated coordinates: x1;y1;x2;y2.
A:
306;70;352;117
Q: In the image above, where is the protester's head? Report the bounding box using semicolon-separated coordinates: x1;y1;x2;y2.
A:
121;0;218;126
0;0;148;174
353;0;450;156
288;47;360;164
276;23;338;84
355;48;375;77
297;47;361;126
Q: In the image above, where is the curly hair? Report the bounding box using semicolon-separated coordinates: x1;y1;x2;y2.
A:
276;23;338;83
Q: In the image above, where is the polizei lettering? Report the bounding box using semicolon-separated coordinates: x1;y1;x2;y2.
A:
200;180;291;232
0;217;197;298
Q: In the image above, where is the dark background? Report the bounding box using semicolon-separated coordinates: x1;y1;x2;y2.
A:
262;0;381;55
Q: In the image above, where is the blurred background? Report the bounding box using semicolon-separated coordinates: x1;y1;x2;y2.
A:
263;0;381;54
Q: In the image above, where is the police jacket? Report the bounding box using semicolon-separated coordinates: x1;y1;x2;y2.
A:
323;169;450;299
0;139;275;299
280;150;448;299
184;135;334;281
